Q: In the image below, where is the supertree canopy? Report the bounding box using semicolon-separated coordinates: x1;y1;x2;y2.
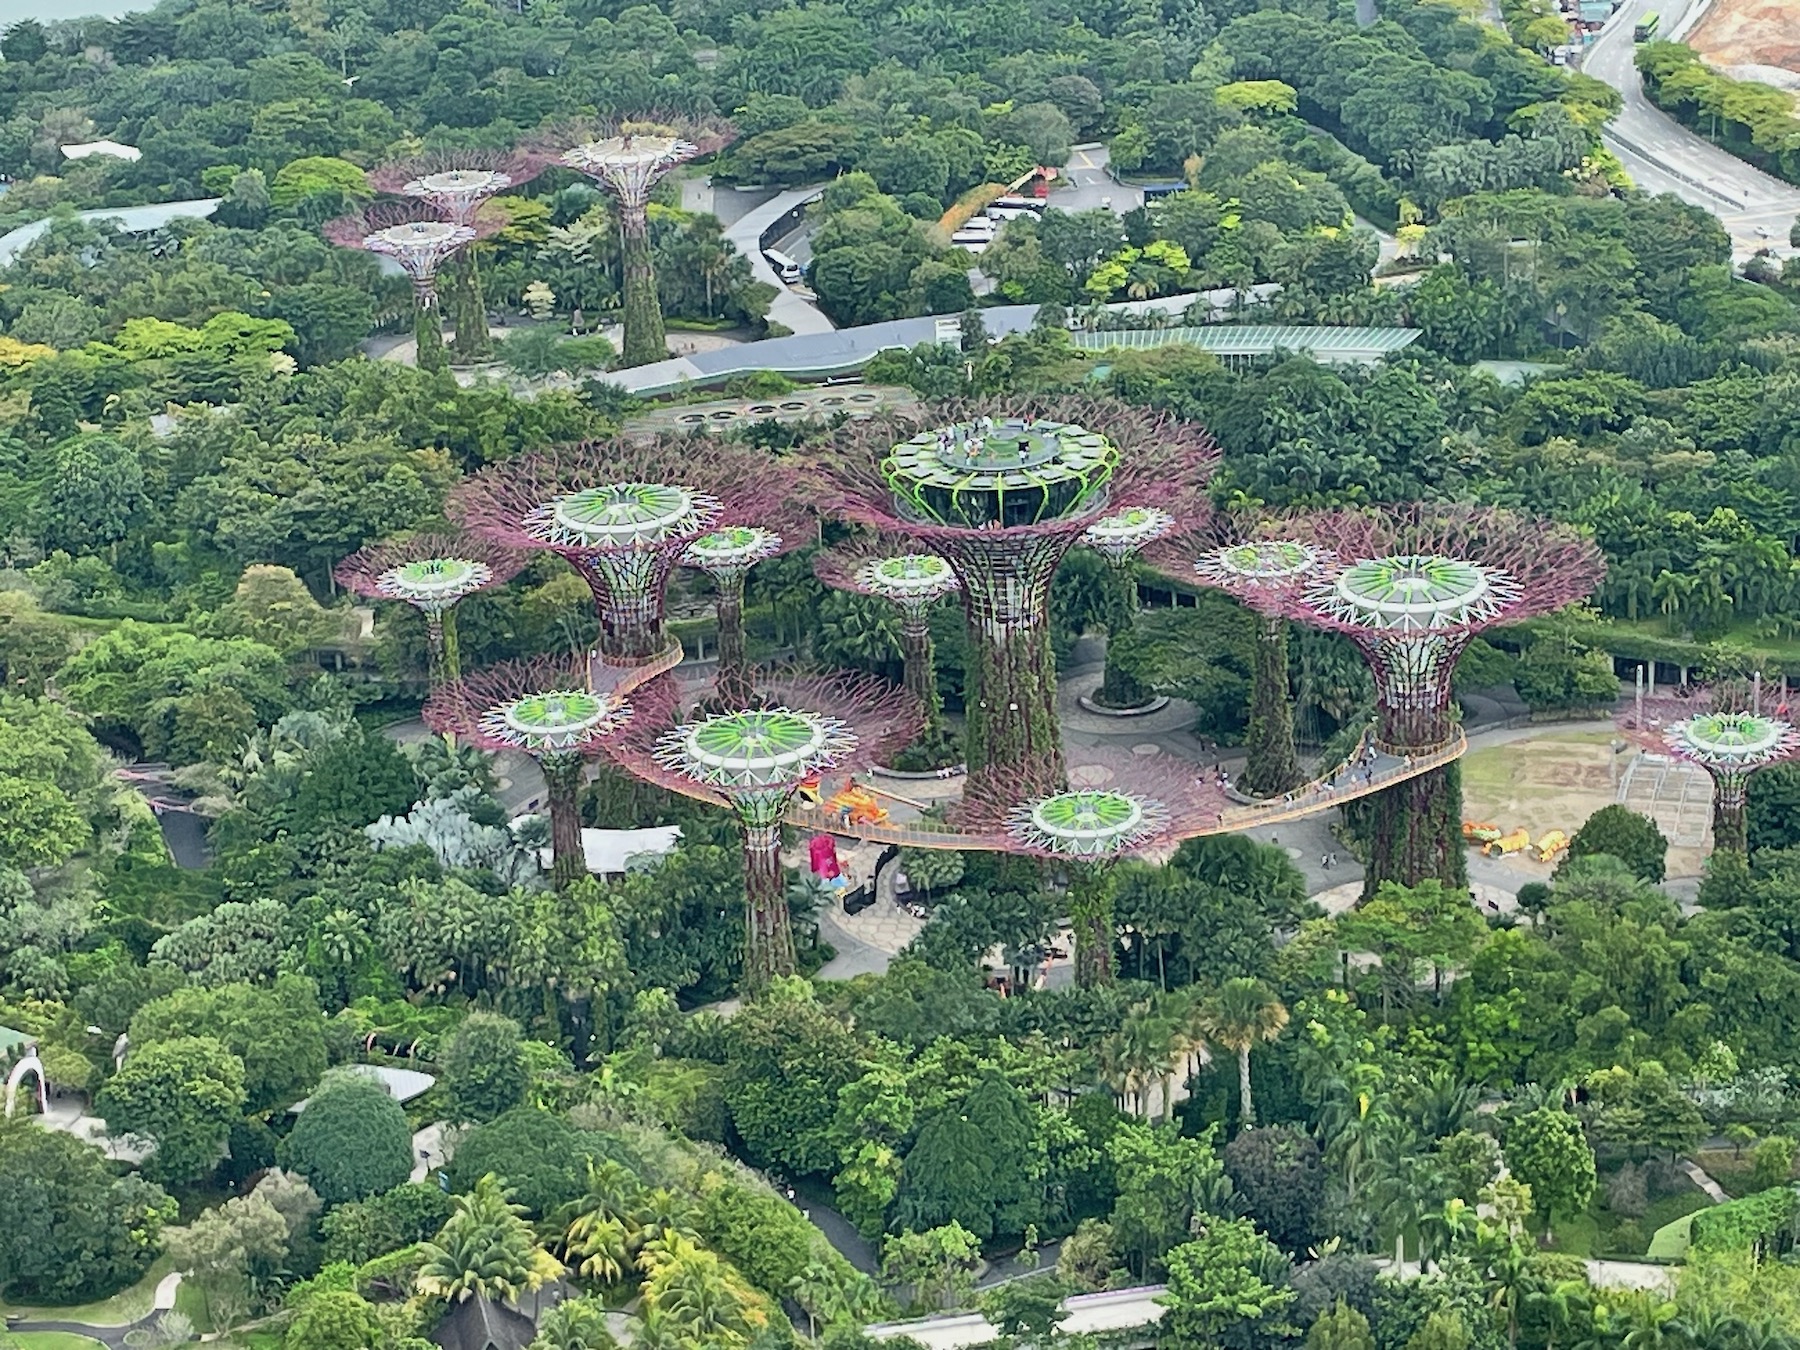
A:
1271;505;1605;890
1621;684;1800;852
814;533;960;755
1146;520;1338;797
335;532;529;685
424;655;670;889
955;748;1226;986
450;438;792;668
547;117;735;369
1081;505;1176;710
371;148;546;224
811;399;1216;794
326;201;499;373
608;669;921;987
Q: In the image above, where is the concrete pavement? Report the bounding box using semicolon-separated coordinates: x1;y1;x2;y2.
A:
1582;0;1800;261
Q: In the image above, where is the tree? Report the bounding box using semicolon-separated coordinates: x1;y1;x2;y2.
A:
0;777;85;870
881;1224;981;1310
1561;805;1668;882
167;1172;319;1330
440;1012;529;1124
897;1072;1043;1242
129;978;328;1115
0;1116;177;1302
1160;1217;1294;1349
97;1035;247;1184
1307;1300;1375;1350
982;1274;1070;1343
1223;1127;1326;1254
1504;1109;1595;1227
285;1289;385;1350
418;1173;561;1304
1194;978;1289;1130
278;1070;414;1204
33;434;147;556
1108;1123;1233;1280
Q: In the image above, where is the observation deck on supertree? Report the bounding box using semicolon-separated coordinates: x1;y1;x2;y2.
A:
607;669;921;987
544;117;734;369
1620;681;1800;852
449;439;796;669
813;533;960;749
334;532;528;686
810;400;1216;794
1146;521;1339;798
1259;506;1604;890
423;655;672;890
325;201;497;308
955;748;1228;987
371;149;546;225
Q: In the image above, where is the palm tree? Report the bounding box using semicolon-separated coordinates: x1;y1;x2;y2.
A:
1194;978;1289;1130
530;1296;618;1350
417;1173;562;1305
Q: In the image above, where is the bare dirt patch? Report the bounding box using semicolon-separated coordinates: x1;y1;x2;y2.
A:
1688;0;1800;89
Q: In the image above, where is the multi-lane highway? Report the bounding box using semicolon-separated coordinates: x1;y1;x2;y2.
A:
1582;0;1800;260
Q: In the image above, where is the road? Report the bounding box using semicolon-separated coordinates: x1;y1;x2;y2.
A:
1582;0;1800;260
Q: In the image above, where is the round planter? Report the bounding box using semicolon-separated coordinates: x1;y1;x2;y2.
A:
1077;693;1171;717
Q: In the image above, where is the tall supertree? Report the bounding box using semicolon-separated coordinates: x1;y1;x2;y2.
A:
1264;506;1604;891
811;400;1216;795
335;532;528;686
371;148;547;361
608;670;921;988
423;655;670;889
450;439;792;668
1620;682;1800;852
546;117;734;368
326;201;498;373
955;749;1227;987
1082;505;1175;709
1146;520;1336;797
813;533;960;758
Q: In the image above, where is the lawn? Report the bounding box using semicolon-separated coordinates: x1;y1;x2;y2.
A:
11;1335;109;1350
1548;1176;1712;1257
0;1256;172;1325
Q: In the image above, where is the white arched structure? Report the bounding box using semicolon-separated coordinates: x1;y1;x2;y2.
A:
5;1044;47;1118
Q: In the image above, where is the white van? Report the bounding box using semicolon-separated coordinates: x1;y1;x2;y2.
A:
763;248;804;284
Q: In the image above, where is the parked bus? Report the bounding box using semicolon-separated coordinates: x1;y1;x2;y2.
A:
1633;11;1658;40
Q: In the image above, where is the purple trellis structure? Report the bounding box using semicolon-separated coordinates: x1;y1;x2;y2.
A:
325;200;499;309
537;116;734;368
449;439;797;670
1144;515;1338;798
809;398;1217;797
1619;680;1800;853
954;748;1230;988
335;532;529;686
370;148;548;225
423;654;674;890
1265;505;1605;891
813;532;960;734
606;669;922;988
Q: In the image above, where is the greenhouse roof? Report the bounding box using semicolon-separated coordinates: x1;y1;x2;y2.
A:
1069;325;1421;361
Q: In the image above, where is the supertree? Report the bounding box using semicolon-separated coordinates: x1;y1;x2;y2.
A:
954;748;1227;987
371;148;547;361
1081;505;1176;709
813;533;961;761
1145;519;1337;797
423;655;672;890
334;532;529;686
1620;681;1800;852
325;201;498;373
810;399;1216;795
680;495;812;707
545;117;734;369
1265;505;1604;891
450;438;794;668
607;669;921;988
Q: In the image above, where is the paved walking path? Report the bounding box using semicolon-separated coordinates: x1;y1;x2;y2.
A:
5;1274;184;1349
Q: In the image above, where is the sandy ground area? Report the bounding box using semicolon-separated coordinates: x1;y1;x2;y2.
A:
1460;731;1713;879
1688;0;1800;90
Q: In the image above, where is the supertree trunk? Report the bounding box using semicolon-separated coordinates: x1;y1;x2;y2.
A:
617;201;667;369
741;820;796;989
1098;565;1150;709
1240;615;1301;797
1365;759;1468;895
423;613;448;688
414;301;448;373
949;532;1073;794
1069;861;1116;988
450;251;493;361
714;572;752;708
540;753;587;891
571;552;675;665
1712;772;1749;853
440;607;463;685
900;616;940;725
